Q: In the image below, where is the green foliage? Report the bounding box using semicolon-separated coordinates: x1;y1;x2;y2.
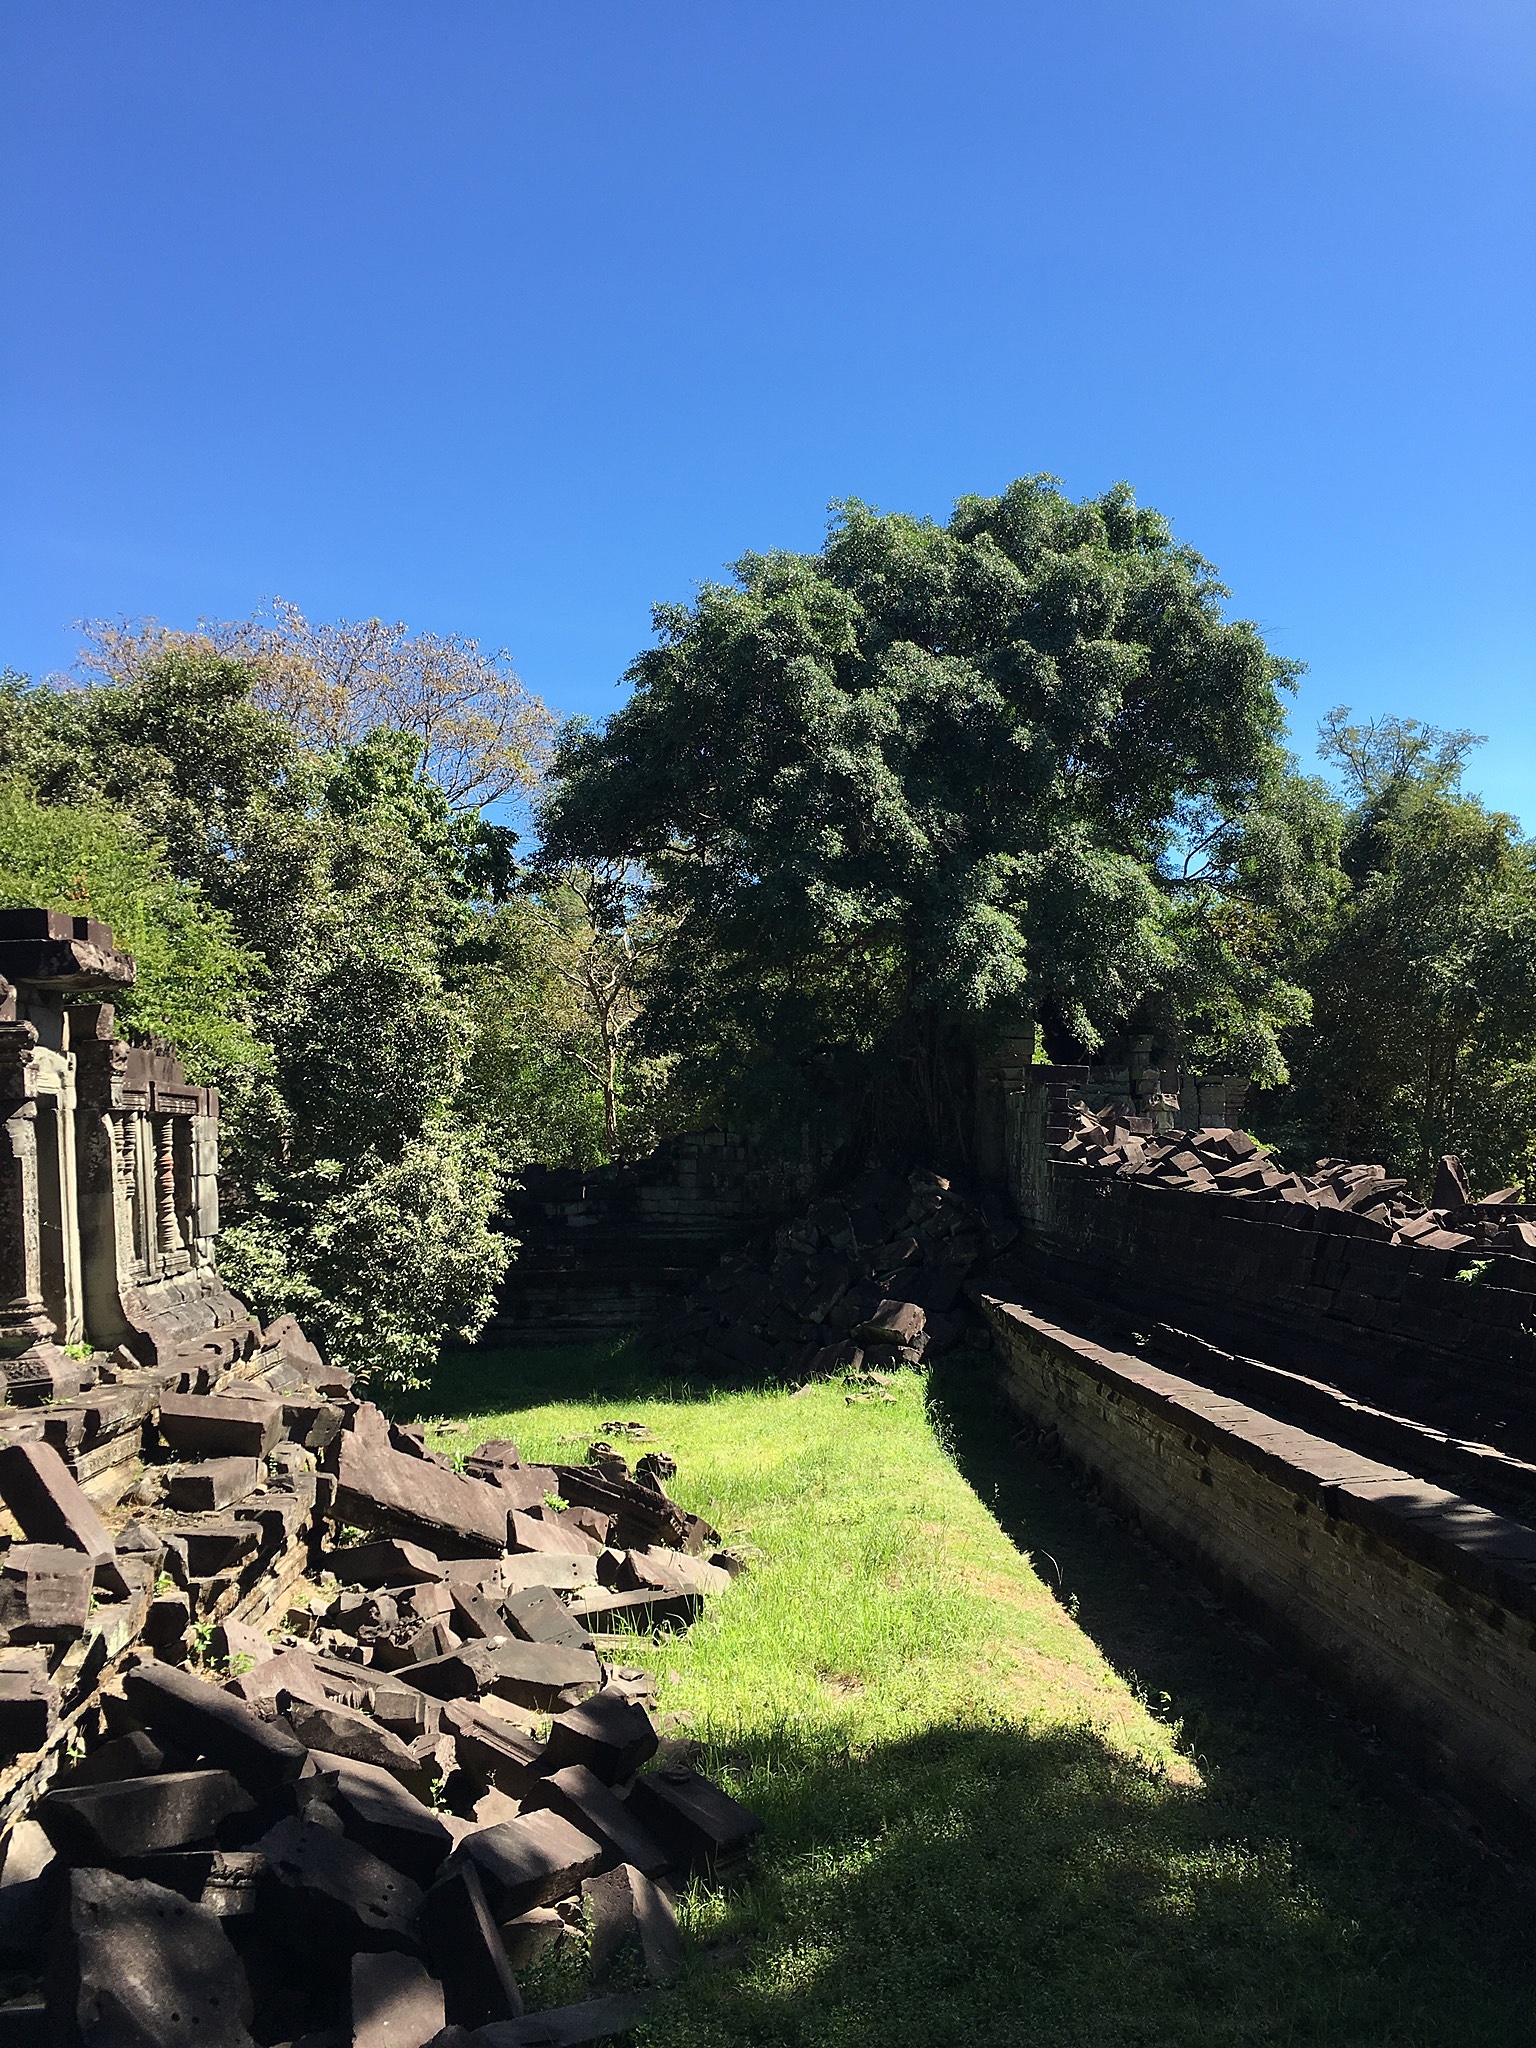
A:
542;479;1329;1152
1257;712;1536;1196
0;652;528;1391
218;1128;507;1393
0;778;265;1083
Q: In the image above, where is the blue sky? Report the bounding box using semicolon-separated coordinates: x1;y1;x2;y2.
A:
2;2;1532;821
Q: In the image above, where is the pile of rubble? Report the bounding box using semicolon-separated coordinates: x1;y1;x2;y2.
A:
1058;1107;1536;1256
647;1167;1014;1380
0;1320;758;2046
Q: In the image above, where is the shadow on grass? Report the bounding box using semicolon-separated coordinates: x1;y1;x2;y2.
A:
416;1336;683;1422
651;1705;1536;2048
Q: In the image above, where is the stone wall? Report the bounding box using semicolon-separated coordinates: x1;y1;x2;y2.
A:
492;1131;817;1338
983;1293;1536;1848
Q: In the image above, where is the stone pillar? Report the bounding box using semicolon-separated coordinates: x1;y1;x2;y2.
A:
154;1116;180;1264
0;1017;53;1357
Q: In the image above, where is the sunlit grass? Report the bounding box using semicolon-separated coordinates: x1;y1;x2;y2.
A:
414;1341;1536;2047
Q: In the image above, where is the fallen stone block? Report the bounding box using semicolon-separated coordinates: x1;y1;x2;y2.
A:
582;1862;681;1985
448;1809;604;1916
286;1699;434;1788
440;1701;543;1798
158;1392;283;1460
328;1539;446;1588
0;1650;58;1752
500;1555;595;1595
0;1544;94;1642
853;1298;927;1347
402;1641;508;1701
626;1766;762;1876
112;1847;265;1918
449;1582;507;1641
230;1644;331;1713
501;1587;591;1651
370;1619;459;1672
498;1905;564;1972
258;1811;423;1952
507;1513;602;1561
0;1442;113;1560
165;1456;262;1513
565;1587;702;1635
123;1658;310;1795
352;1948;447;2048
420;1861;524;2028
57;1728;179;1791
335;1426;508;1557
171;1517;260;1580
36;1769;255;1862
539;1693;657;1787
46;1866;255;2047
487;1639;602;1712
522;1766;669;1877
308;1751;454;1886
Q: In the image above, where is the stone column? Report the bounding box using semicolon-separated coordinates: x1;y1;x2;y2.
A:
154;1116;180;1263
0;1018;53;1357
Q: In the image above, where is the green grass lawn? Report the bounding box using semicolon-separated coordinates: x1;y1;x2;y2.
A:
412;1340;1536;2048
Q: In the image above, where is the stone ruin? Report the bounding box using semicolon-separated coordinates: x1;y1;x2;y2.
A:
0;912;761;2046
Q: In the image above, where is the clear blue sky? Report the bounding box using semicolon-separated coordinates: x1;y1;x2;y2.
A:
3;3;1532;819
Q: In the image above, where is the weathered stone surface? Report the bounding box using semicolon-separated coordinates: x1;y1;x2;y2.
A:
54;1729;175;1787
327;1539;445;1588
37;1770;254;1862
506;1514;602;1561
486;1640;602;1712
0;1544;94;1641
448;1582;506;1641
123;1659;309;1795
540;1692;657;1787
158;1394;283;1460
307;1751;453;1886
448;1809;604;1916
0;1648;58;1751
500;1588;590;1652
170;1519;260;1580
166;1457;261;1513
497;1906;564;1971
565;1587;701;1635
46;1865;255;2047
852;1298;926;1346
499;1555;594;1595
440;1701;543;1798
419;1862;524;2029
0;1442;113;1560
582;1862;681;1984
335;1427;507;1558
258;1811;423;1951
522;1766;669;1878
402;1642;506;1701
626;1767;762;1875
112;1849;265;1918
351;1949;446;2048
286;1700;431;1786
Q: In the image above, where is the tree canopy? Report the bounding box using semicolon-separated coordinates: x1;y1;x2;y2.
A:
542;478;1337;1152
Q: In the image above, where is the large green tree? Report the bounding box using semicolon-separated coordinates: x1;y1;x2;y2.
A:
541;479;1338;1155
1259;711;1536;1197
